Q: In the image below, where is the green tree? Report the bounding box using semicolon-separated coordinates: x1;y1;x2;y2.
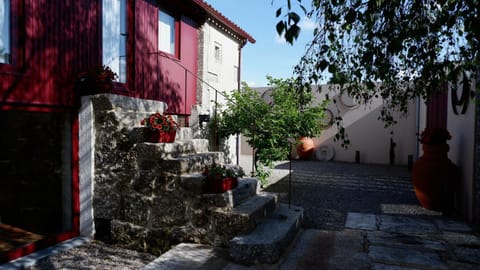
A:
275;0;479;129
217;76;327;184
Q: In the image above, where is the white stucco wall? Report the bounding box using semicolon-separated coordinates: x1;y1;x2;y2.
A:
312;85;418;165
447;74;476;220
242;85;418;166
197;20;243;164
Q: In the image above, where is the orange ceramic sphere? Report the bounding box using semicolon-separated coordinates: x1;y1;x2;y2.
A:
297;137;314;159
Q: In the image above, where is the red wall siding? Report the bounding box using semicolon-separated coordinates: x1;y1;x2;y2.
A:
134;1;198;115
1;0;198;115
0;0;99;108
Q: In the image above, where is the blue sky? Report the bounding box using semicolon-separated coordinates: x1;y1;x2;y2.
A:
205;0;317;87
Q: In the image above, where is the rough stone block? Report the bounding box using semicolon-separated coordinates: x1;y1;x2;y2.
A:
150;194;187;227
202;178;259;208
161;152;223;174
111;220;148;252
131;170;157;194
213;193;278;238
229;203;304;265
180;173;205;194
121;193;152;226
93;187;121;220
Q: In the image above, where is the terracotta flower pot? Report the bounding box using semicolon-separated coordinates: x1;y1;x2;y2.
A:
205;176;238;193
149;129;176;143
296;137;314;160
412;144;459;212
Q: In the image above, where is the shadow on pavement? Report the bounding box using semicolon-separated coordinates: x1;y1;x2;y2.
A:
265;160;441;230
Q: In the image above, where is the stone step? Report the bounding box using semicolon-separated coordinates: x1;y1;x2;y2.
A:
175;127;193;141
212;193;278;243
228;203;304;265
161;152;224;174
133;139;209;160
179;172;205;194
141;243;231;270
202;178;260;208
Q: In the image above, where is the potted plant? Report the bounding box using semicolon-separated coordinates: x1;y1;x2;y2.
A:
202;163;245;193
412;127;459;212
140;112;179;143
76;65;117;95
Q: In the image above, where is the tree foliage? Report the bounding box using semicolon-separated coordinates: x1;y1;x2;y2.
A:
217;76;327;183
276;0;479;127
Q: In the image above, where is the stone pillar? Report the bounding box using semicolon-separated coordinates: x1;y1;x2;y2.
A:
78;93;168;238
79;96;95;237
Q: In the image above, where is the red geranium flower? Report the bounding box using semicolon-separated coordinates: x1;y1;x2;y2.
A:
141;112;179;131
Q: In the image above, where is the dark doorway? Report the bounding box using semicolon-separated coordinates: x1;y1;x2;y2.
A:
0;110;73;259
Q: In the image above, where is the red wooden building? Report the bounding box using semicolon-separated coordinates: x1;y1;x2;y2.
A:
0;0;253;262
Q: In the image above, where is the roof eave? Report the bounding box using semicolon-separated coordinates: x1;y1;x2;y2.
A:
192;0;256;44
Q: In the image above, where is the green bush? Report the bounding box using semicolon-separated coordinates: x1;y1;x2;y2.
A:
216;76;328;186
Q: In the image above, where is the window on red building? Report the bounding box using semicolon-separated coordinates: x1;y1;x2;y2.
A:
158;10;176;56
102;0;127;83
0;0;10;64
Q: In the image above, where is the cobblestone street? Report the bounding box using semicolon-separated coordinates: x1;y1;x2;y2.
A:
265;160;432;230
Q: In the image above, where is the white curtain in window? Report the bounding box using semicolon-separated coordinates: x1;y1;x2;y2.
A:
102;0;126;82
0;0;10;64
159;10;175;54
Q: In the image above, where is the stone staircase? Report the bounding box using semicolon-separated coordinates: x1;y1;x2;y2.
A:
138;127;304;267
84;94;303;265
88;99;303;267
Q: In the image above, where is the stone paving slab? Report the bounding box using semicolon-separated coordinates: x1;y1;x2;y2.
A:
372;263;422;270
345;212;378;230
367;231;447;252
281;229;370;270
368;245;448;269
280;230;333;270
378;215;439;235
434;218;473;233
437;231;480;246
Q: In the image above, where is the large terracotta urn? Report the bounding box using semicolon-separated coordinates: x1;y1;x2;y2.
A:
412;144;458;212
297;137;314;159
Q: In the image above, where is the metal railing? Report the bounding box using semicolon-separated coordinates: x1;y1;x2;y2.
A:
148;51;257;174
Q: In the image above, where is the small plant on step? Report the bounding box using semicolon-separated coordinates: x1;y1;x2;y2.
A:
202;163;245;193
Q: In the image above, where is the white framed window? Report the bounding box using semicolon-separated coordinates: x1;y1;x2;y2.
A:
208;72;218;83
158;10;176;55
102;0;127;83
0;0;10;64
233;66;238;83
214;42;222;63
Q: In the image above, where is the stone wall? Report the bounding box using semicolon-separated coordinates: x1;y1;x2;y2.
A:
80;94;167;237
81;94;229;255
